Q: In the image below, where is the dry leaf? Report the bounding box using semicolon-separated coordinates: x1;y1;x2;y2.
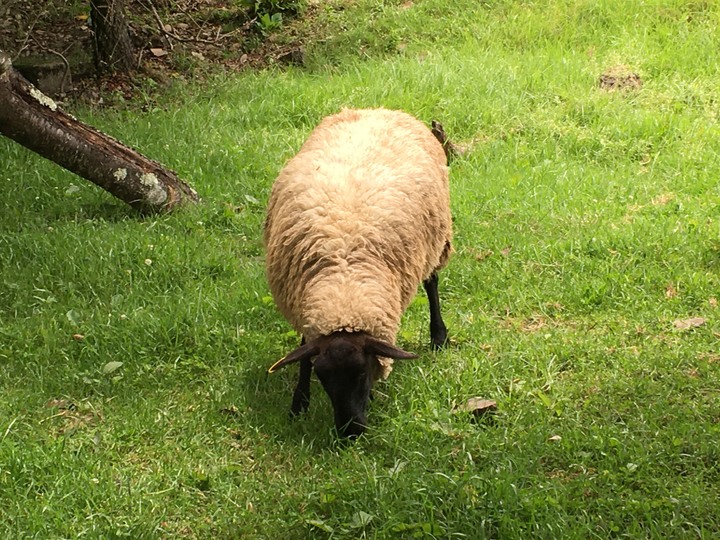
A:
72;333;84;341
454;397;497;419
673;317;706;330
150;48;169;58
709;297;718;308
665;284;678;299
548;435;562;442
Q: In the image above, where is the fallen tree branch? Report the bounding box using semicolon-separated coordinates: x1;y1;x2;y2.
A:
0;51;199;214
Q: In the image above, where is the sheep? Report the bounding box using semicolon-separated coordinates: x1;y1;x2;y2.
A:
264;107;452;437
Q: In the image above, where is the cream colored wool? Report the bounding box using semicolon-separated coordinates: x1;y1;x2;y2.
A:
264;108;452;379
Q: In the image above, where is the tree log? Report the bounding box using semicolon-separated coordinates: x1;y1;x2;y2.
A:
0;51;199;213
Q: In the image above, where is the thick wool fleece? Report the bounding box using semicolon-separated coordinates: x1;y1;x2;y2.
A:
264;108;451;379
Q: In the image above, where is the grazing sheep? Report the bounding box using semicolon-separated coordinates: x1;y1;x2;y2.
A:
264;107;452;437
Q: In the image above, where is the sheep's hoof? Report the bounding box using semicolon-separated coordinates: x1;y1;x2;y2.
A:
430;329;448;350
289;395;309;417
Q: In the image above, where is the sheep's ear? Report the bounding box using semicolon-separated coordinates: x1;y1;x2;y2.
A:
267;342;319;373
364;338;418;360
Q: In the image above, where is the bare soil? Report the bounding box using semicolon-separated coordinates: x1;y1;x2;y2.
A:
0;0;308;103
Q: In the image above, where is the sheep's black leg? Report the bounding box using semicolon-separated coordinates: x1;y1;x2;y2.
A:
423;272;448;349
290;356;312;416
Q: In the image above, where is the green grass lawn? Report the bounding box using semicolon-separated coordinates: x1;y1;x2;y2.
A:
2;0;720;537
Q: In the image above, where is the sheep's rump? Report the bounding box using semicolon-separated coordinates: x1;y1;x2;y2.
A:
264;108;451;346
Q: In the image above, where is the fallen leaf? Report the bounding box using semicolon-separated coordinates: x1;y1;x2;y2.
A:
102;361;123;374
665;284;678;298
72;333;85;341
673;317;706;330
548;434;562;442
710;297;718;308
150;48;169;58
454;397;497;419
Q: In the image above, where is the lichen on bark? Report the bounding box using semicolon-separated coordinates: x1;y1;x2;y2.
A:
140;172;168;205
29;87;58;111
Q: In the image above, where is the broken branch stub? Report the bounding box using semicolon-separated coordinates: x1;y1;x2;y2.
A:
0;50;199;213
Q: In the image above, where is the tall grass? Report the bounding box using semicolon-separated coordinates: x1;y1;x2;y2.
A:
1;0;719;537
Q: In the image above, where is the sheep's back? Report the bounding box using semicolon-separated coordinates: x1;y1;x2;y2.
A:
264;108;451;340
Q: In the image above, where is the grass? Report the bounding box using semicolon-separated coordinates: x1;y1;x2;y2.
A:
2;0;720;537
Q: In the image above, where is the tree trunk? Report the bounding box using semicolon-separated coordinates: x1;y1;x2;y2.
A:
0;52;199;214
90;0;135;73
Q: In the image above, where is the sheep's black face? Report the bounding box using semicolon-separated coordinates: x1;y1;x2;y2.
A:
267;330;418;438
314;338;373;438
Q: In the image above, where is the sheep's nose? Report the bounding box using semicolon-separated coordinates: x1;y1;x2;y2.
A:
339;418;366;439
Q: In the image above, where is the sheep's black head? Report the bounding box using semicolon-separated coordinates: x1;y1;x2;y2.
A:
268;331;417;438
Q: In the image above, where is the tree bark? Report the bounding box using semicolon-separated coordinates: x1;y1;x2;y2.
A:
90;0;135;73
0;52;199;213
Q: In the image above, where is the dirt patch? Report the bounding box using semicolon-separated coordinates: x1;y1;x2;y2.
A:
599;64;642;92
44;398;103;436
1;0;309;101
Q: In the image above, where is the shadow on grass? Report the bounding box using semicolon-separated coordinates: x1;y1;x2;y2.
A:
224;336;462;448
